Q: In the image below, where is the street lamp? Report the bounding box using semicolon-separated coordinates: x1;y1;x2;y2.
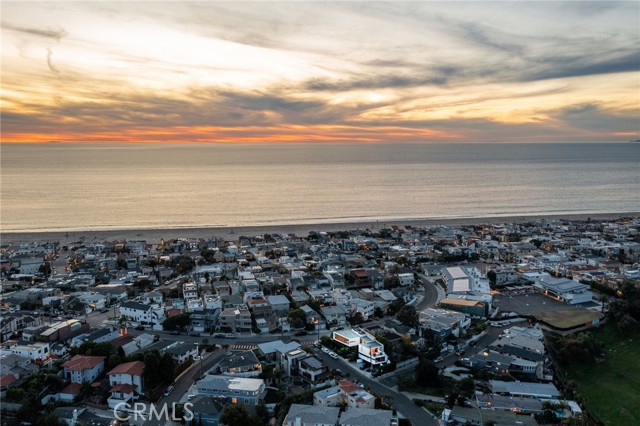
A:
196;343;203;380
313;318;320;344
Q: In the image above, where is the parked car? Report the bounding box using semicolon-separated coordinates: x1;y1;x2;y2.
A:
321;347;330;354
163;385;174;397
329;352;339;359
135;325;146;331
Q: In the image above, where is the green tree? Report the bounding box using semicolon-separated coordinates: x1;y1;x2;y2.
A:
348;312;365;325
618;314;639;337
143;350;162;387
387;298;406;315
384;275;400;289
396;305;419;328
107;354;122;370
163;313;192;331
458;377;475;395
219;404;255;426
416;357;441;387
159;352;177;385
287;308;307;329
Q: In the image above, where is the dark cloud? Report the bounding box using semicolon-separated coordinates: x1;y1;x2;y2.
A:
2;22;67;40
304;68;458;92
524;51;640;81
555;102;639;132
461;22;525;55
46;48;59;74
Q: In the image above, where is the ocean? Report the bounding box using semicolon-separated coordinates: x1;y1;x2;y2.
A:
1;142;638;233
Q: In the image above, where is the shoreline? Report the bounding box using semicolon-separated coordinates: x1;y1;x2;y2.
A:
1;212;638;245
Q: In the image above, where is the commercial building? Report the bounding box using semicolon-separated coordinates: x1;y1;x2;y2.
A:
533;277;593;304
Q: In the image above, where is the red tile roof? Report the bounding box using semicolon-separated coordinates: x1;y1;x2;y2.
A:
110;383;137;394
0;375;17;387
60;383;83;395
108;361;144;377
110;335;134;348
338;379;360;393
62;355;106;371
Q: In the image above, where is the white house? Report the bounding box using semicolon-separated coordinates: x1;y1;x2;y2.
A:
62;355;106;384
119;301;165;327
108;361;145;408
332;328;389;366
397;273;415;287
350;299;375;321
10;342;50;363
266;295;290;315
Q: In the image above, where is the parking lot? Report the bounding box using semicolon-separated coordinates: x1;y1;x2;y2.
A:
494;292;582;316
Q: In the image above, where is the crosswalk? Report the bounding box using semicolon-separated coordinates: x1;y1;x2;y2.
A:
229;343;259;350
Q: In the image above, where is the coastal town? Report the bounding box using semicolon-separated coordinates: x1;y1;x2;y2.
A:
1;216;639;426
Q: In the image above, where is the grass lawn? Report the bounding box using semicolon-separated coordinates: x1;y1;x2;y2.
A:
566;322;640;426
535;309;601;329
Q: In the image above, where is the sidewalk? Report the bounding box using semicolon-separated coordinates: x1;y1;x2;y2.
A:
401;391;446;403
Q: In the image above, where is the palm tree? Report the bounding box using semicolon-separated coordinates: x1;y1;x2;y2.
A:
598;293;608;314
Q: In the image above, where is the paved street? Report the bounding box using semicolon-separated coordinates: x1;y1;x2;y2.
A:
415;273;444;311
133;349;225;426
314;349;439;426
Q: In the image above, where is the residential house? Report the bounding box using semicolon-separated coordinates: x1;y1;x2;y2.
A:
190;395;224;426
314;380;375;409
165;343;198;365
339;407;395;426
284;404;340;426
298;355;330;386
332;328;389;366
218;307;252;333
218;350;262;377
196;375;265;405
119;301;165;327
321;305;347;327
107;361;145;408
266;295;290;316
10;341;50;363
350;298;375;321
62;355;106;384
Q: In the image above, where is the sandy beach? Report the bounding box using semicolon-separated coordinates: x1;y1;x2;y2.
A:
1;212;638;245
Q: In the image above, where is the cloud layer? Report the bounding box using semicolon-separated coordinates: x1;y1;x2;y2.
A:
1;1;638;143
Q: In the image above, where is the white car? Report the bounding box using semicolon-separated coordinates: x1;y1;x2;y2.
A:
321;347;330;354
329;352;339;359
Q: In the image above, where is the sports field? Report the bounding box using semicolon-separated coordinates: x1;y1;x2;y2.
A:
534;309;601;329
567;322;640;426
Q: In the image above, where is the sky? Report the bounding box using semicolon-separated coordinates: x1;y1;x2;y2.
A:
1;1;639;143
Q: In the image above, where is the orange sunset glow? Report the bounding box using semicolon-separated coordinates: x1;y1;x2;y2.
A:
1;1;639;143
